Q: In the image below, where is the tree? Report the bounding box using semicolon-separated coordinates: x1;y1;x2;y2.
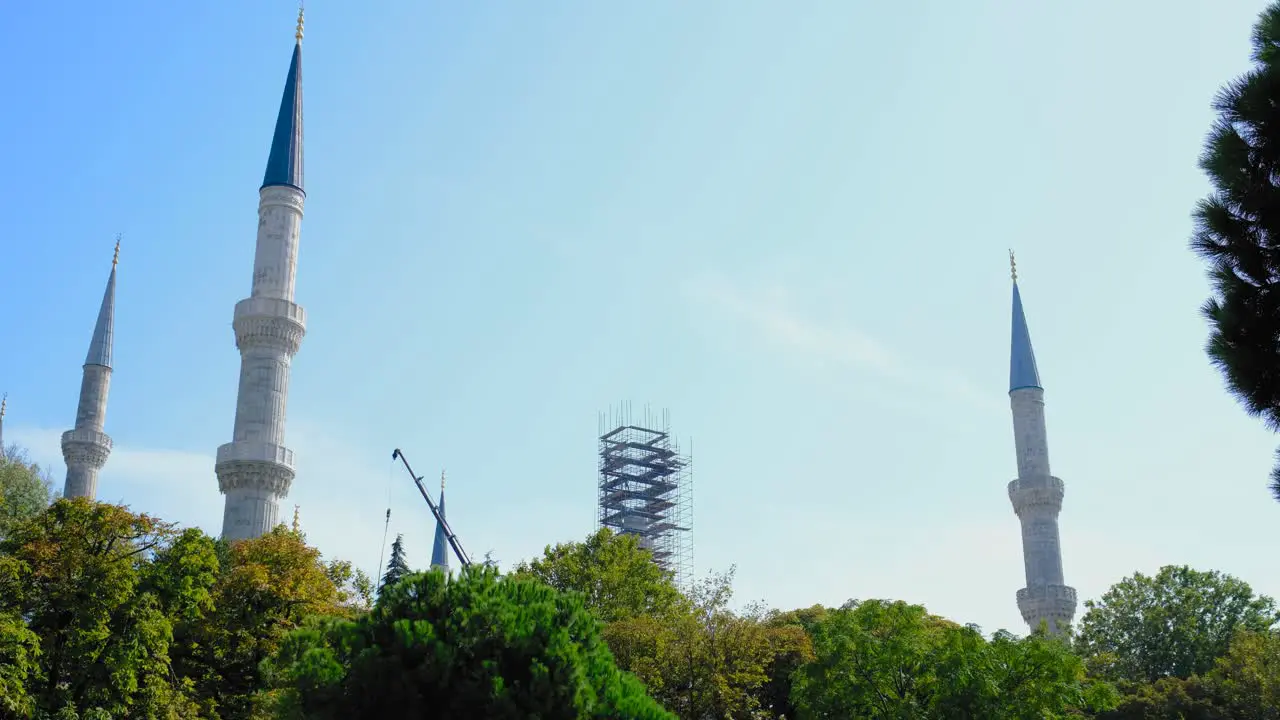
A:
260;566;675;719
1190;0;1280;499
1075;565;1279;684
378;533;410;593
0;498;195;718
791;599;1115;719
602;568;793;720
511;528;684;624
1095;631;1280;719
0;447;52;541
0;609;40;719
174;525;358;719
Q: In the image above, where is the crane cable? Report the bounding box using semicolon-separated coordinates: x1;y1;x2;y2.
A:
374;456;394;590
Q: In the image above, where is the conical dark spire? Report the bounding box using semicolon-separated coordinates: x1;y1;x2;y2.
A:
85;241;118;368
431;472;449;569
261;14;304;193
1009;254;1041;392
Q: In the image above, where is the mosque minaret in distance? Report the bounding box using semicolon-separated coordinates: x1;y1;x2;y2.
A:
1005;252;1077;636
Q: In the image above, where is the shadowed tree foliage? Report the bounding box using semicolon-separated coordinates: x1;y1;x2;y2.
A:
0;446;53;541
1095;630;1280;719
261;566;674;719
379;533;410;593
511;527;685;624
1190;0;1280;500
1074;565;1279;684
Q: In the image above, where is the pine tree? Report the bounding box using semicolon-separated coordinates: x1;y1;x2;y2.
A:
380;534;411;593
1192;1;1280;501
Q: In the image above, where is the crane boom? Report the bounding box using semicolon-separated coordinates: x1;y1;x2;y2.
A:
391;448;473;569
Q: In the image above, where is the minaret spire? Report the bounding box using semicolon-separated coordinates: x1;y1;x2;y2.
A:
1;394;8;454
1004;257;1076;636
431;470;449;571
61;239;119;499
215;15;310;541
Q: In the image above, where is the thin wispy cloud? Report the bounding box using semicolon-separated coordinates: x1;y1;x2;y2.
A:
686;273;1002;414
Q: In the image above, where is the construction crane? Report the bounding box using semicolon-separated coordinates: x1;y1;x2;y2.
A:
391;448;473;569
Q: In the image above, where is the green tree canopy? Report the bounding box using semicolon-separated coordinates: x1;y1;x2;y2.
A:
1074;565;1279;684
262;566;674;719
0;447;52;541
792;599;1115;719
512;528;685;623
1095;630;1280;720
0;498;199;718
174;524;360;719
603;568;801;720
1190;0;1280;499
379;533;410;593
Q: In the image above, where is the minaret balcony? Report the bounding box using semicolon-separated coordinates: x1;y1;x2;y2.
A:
60;427;113;452
232;297;306;355
1008;476;1065;515
216;440;295;470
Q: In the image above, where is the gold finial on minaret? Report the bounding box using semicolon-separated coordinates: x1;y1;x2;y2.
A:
1009;249;1017;283
113;234;121;268
292;505;300;533
295;4;305;43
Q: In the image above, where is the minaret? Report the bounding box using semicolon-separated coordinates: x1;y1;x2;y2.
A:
216;10;308;541
0;394;7;455
61;240;120;500
1006;252;1077;636
431;471;449;571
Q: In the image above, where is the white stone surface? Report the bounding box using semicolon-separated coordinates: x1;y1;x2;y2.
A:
216;185;306;541
62;364;113;499
1008;387;1077;635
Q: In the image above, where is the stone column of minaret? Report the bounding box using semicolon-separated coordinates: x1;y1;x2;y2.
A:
0;394;7;455
61;241;120;500
216;10;308;541
431;471;449;571
1006;253;1077;636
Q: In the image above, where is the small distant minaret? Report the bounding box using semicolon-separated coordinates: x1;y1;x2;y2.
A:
0;394;8;455
216;9;308;541
1006;252;1077;636
61;240;120;500
431;471;449;571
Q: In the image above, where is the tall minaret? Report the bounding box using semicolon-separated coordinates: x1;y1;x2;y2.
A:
216;10;308;541
1006;253;1077;636
431;471;449;571
61;240;120;500
0;394;8;455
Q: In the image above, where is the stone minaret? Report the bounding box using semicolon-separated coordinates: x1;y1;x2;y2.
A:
61;241;120;500
0;394;7;455
216;11;308;541
1006;254;1077;636
431;471;449;571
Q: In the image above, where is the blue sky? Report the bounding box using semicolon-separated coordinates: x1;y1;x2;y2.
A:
2;0;1277;635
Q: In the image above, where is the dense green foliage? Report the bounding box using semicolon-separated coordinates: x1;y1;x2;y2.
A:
1074;565;1278;684
512;527;685;623
792;599;1115;718
1191;0;1280;499
0;448;52;541
262;566;674;719
0;458;1277;719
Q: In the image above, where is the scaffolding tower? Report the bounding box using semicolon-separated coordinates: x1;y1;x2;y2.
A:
598;405;692;587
